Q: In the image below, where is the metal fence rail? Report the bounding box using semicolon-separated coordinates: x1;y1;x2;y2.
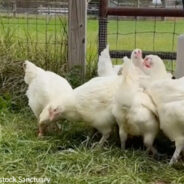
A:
99;0;184;62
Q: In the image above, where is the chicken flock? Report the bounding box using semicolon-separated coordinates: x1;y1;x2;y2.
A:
24;45;184;165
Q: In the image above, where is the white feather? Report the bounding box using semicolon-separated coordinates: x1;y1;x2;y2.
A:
146;77;184;164
24;60;122;144
24;60;74;136
97;45;123;76
113;57;159;152
73;75;121;145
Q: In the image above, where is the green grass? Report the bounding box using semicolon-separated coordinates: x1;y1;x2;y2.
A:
0;16;183;56
0;16;182;72
107;19;184;51
88;18;184;51
1;15;184;183
1;109;184;184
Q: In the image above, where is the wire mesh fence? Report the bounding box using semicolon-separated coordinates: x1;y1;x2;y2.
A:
0;0;68;72
99;0;184;73
0;0;69;107
0;0;100;108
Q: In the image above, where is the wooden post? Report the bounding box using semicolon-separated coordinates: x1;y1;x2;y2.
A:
175;34;184;78
68;0;87;79
13;0;17;17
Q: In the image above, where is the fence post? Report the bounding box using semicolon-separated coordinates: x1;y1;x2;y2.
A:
13;0;17;17
175;34;184;78
68;0;87;78
99;0;108;55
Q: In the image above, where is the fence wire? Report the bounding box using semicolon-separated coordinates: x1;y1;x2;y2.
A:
0;0;68;72
100;0;184;73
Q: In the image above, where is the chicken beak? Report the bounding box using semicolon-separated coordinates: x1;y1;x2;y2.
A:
137;50;142;58
143;59;151;68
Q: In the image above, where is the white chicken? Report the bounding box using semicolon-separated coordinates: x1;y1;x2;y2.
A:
143;55;172;80
127;51;173;81
141;54;184;165
25;60;124;145
131;49;144;73
97;45;123;76
98;47;145;77
73;76;121;146
137;54;173;90
24;60;75;137
145;72;184;164
112;56;159;153
39;74;123;146
25;60;123;145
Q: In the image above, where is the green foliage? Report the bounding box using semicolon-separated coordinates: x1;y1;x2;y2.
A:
0;94;24;112
0;16;68;109
0;95;11;110
64;66;85;88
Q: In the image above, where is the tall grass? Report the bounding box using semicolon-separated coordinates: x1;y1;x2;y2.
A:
0;16;70;109
0;15;99;110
